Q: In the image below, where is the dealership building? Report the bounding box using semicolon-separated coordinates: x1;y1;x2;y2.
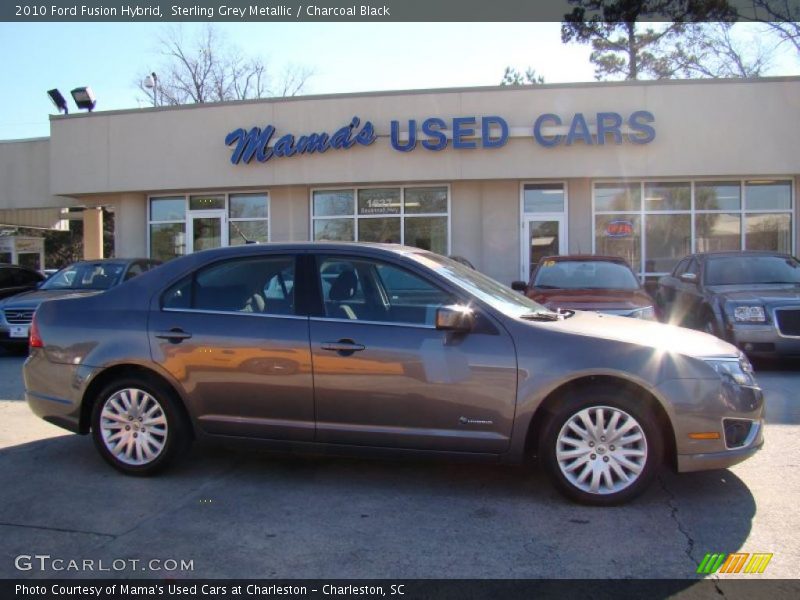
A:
0;76;798;286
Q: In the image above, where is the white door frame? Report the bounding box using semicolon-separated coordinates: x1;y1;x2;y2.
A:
187;209;228;254
521;215;567;282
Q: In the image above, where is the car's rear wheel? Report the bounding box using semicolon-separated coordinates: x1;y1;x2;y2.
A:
539;389;663;506
91;377;189;475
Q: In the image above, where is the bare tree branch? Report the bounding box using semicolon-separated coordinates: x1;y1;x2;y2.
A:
136;25;314;106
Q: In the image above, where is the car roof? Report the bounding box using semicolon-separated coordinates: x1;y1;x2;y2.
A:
538;254;631;264
171;242;428;259
64;258;155;266
692;251;793;260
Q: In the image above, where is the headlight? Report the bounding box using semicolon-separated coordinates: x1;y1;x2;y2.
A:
704;356;757;387
733;305;766;323
630;306;656;320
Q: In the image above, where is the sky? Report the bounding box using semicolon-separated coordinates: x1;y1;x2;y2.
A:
0;21;798;140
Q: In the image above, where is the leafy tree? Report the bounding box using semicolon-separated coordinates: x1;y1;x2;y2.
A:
137;25;314;106
500;66;546;85
561;0;736;79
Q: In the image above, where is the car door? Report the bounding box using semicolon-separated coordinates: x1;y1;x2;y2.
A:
149;253;314;441
657;257;689;320
673;258;702;325
308;253;518;454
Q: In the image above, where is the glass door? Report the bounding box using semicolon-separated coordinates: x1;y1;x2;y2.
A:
522;216;566;282
188;210;227;253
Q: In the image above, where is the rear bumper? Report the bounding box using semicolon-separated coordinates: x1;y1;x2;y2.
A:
24;349;98;434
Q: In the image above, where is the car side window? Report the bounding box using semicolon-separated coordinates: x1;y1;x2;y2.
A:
685;259;699;277
673;258;690;277
0;270;11;287
124;263;144;281
162;256;296;316
317;256;453;326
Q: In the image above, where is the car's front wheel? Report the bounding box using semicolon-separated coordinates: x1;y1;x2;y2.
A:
539;389;663;506
91;377;189;475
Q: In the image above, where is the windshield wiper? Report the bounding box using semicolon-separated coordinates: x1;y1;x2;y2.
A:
520;309;572;321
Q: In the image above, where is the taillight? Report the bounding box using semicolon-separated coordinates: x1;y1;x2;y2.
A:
29;312;43;348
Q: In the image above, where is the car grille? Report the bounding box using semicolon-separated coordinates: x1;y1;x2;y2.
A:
775;309;800;336
3;309;34;325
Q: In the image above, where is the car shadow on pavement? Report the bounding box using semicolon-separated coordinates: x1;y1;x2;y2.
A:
0;432;757;581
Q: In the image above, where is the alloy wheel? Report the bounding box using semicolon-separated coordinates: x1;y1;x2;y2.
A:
555;405;648;495
99;388;169;466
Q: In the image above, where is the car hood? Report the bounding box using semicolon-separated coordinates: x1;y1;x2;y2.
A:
530;288;652;311
538;310;738;358
0;288;101;309
708;284;800;303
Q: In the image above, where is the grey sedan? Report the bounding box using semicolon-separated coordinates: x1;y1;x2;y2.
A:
657;251;800;357
24;243;763;505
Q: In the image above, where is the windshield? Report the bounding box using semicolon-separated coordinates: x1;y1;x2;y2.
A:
41;262;125;291
533;259;640;290
411;252;547;317
705;256;800;286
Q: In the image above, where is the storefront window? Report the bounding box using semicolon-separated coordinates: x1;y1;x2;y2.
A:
189;194;225;211
745;180;792;210
595;183;640;212
746;213;792;252
149;196;186;261
695;213;741;252
594;179;794;279
594;215;641;272
645;214;691;273
523;183;565;213
229;193;269;246
696;182;741;210
150;222;186;261
312;186;450;253
644;182;690;211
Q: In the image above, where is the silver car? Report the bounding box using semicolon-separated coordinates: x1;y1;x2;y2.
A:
24;243;764;505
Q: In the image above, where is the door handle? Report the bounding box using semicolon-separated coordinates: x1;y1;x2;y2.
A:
155;328;193;343
321;339;365;356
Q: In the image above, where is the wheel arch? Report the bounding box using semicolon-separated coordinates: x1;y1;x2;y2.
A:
523;374;677;469
79;363;194;438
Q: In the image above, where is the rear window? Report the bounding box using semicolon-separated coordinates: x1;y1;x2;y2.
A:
705;256;800;286
533;260;640;290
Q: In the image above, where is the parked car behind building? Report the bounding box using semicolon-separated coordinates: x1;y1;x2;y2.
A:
657;251;800;357
0;258;160;352
512;255;656;320
25;243;763;506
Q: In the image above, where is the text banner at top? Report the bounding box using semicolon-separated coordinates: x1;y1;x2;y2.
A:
3;0;795;22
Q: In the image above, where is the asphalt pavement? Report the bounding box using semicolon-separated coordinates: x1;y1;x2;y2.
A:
0;348;798;587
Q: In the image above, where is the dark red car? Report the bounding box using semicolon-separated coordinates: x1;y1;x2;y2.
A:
512;255;656;320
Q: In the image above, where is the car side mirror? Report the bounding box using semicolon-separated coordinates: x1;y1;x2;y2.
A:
511;281;528;292
679;272;698;284
435;305;475;332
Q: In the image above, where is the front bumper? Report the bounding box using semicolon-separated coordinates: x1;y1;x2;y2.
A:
657;375;764;473
727;323;800;357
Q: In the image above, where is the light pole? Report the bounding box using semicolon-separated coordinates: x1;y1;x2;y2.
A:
144;72;158;107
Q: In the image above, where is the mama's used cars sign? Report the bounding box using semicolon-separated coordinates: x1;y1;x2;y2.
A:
224;111;655;165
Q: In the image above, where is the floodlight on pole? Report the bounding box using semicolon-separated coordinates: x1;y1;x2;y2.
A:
70;87;97;112
144;72;158;107
47;89;68;114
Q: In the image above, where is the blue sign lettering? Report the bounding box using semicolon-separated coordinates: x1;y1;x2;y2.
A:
225;111;655;165
225;116;375;165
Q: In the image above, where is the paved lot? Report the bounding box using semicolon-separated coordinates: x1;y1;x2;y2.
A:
0;348;798;586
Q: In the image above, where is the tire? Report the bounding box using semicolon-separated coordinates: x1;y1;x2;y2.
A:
91;376;190;476
539;387;664;506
